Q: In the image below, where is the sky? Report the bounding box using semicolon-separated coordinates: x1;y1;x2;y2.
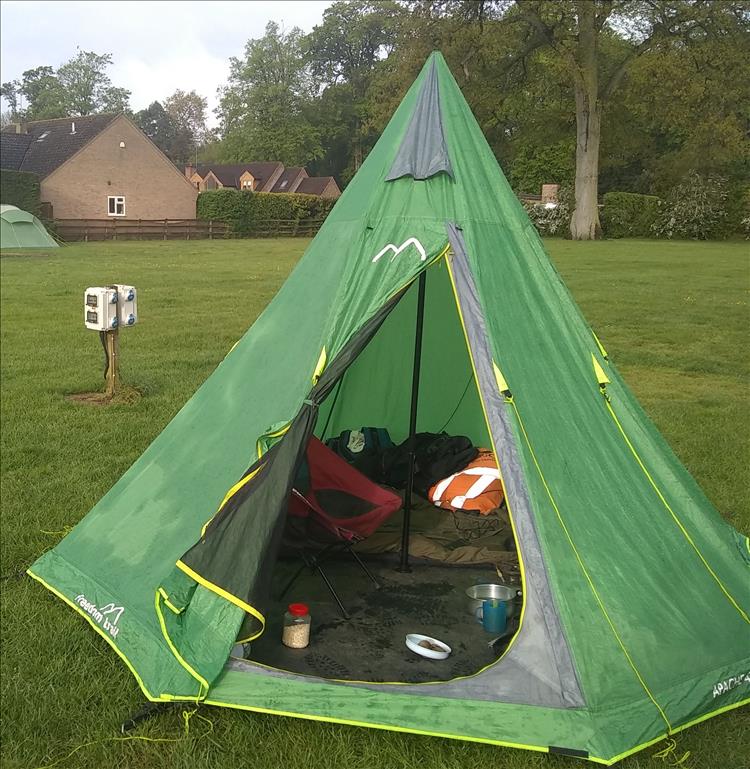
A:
0;0;331;124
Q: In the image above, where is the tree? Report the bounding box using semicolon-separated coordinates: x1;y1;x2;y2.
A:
405;1;748;239
18;66;66;120
56;49;131;115
305;1;400;174
217;22;322;165
164;89;208;166
134;101;176;157
1;52;130;121
1;81;23;121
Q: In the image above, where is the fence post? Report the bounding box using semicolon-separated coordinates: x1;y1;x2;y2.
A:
209;220;213;240
113;218;117;241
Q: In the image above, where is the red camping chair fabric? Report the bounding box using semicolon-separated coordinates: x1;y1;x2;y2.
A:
282;438;402;618
288;437;402;543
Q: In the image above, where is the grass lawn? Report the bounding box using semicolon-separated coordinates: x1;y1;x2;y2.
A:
1;238;748;769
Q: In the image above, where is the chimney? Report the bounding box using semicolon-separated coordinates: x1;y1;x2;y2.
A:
184;165;195;179
541;184;559;205
14;122;25;134
70;121;76;134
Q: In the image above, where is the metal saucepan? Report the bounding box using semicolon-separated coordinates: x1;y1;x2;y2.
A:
466;584;522;619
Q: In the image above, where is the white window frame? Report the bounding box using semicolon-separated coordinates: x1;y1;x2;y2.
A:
107;196;126;217
241;179;253;190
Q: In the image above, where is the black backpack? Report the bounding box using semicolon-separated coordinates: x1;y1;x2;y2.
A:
381;433;478;494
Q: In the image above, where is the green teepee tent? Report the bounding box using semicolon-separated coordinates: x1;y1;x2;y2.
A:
0;204;58;249
28;53;749;764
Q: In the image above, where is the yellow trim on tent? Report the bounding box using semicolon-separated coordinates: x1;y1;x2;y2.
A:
444;256;530;669
256;422;291;459
312;347;327;384
506;397;673;732
175;559;266;642
202;695;750;765
604;398;750;624
592;330;608;359
201;463;266;538
155;589;209;696
203;697;553;759
492;362;510;394
592;353;610;387
158;586;183;615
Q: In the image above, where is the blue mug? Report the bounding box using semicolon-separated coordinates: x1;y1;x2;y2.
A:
475;599;507;634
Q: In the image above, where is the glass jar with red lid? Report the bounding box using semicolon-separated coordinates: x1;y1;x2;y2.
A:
282;603;311;648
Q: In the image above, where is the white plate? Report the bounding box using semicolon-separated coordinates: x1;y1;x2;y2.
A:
405;633;451;660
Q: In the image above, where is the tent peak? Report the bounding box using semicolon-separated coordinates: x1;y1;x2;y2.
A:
385;54;454;183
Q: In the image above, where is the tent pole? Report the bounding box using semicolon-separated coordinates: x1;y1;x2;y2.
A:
398;269;427;573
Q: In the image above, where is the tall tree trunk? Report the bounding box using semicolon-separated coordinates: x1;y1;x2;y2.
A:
570;85;602;240
353;115;363;172
570;2;602;241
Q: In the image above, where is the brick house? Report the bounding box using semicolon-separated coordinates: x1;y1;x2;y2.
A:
0;114;197;219
186;163;284;193
187;163;341;198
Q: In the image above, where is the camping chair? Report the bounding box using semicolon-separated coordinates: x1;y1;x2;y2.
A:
279;437;402;618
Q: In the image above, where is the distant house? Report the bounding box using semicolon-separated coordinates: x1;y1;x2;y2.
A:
0;115;197;220
296;175;340;199
270;166;308;193
187;163;341;198
186;163;284;193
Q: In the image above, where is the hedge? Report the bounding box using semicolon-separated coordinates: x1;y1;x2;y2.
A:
197;190;336;236
0;169;41;216
601;192;660;239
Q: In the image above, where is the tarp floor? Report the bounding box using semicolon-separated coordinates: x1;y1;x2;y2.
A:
244;558;519;683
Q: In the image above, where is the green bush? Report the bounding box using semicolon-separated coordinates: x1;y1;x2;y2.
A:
652;172;730;240
0;169;41;216
740;188;750;239
601;192;661;239
510;139;575;194
197;190;336;236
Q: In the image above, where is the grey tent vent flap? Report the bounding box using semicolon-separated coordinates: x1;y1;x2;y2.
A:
386;56;454;182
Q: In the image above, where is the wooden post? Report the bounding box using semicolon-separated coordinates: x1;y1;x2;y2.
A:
104;328;120;398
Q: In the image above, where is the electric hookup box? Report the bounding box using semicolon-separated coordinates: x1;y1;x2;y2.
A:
114;284;138;327
84;286;118;331
84;285;138;331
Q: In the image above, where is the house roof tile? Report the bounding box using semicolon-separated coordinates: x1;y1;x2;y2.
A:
296;176;339;196
0;133;33;171
0;114;118;178
270;166;307;193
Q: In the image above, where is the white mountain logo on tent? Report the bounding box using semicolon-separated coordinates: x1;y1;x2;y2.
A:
371;237;427;264
75;594;124;638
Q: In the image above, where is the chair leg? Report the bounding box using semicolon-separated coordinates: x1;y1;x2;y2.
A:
278;560;308;601
315;562;350;619
347;545;381;589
